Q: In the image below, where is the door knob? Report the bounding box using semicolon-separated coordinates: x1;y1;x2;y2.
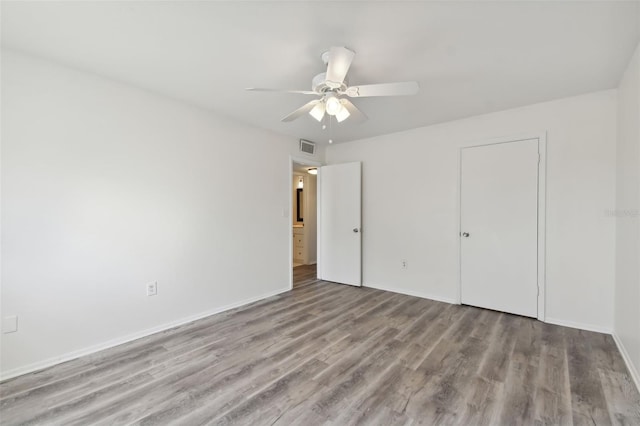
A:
462;232;470;237
353;228;359;233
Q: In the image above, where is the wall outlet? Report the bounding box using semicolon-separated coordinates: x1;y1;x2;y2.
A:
401;260;408;269
146;282;158;297
3;315;18;334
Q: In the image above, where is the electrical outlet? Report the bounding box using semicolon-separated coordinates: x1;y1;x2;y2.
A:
401;260;408;269
2;315;18;334
146;282;158;296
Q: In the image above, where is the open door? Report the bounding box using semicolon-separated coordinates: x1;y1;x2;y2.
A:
318;162;362;286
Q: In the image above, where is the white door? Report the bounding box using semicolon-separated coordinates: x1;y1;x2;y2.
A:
460;139;539;317
318;162;362;286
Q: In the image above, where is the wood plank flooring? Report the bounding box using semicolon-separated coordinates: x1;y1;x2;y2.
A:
1;265;639;425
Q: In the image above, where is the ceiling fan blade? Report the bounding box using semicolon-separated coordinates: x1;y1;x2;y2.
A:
325;46;355;86
281;100;321;122
345;81;419;98
246;88;317;95
339;99;368;123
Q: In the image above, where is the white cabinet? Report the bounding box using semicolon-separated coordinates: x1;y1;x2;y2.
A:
293;226;304;263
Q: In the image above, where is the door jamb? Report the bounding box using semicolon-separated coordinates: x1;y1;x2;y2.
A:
456;132;547;322
289;156;323;291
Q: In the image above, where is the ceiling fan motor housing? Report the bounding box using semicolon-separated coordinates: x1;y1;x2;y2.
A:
312;72;347;94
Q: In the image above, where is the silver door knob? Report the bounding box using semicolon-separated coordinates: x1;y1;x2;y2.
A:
353;228;359;233
462;232;470;237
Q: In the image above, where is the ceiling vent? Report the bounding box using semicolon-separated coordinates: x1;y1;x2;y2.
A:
299;139;316;155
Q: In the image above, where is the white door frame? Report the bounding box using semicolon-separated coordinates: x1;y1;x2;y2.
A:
289;155;323;290
456;132;547;321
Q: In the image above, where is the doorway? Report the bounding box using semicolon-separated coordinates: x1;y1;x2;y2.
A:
459;135;546;319
291;160;319;289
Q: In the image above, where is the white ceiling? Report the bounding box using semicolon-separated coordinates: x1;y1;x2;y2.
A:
2;1;639;144
293;162;315;175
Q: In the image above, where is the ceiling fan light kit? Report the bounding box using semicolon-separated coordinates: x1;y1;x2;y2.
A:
309;102;326;122
335;104;351;123
247;46;420;134
324;93;342;116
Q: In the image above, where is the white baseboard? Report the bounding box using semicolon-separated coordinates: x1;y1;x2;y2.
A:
363;282;458;305
612;332;640;394
362;285;613;336
0;286;290;382
544;317;612;334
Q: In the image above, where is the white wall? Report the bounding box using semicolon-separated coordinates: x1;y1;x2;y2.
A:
326;90;617;332
0;50;324;378
615;42;640;388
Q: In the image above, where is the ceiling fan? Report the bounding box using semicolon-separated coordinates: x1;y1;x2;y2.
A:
246;46;420;124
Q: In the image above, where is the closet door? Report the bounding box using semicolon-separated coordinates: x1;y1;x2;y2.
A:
460;139;539;317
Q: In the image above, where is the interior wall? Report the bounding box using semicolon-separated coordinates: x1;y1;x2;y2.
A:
615;42;640;387
0;49;324;378
304;173;317;265
292;174;304;225
326;90;617;332
291;172;317;265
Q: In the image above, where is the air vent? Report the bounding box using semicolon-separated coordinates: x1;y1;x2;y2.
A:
299;139;316;155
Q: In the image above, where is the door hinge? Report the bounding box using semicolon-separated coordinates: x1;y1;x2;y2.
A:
538;153;541;164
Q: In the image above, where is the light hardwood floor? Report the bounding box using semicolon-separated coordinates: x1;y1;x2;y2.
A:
1;265;639;425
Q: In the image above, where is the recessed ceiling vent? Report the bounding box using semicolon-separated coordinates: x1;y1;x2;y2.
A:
299;139;316;155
